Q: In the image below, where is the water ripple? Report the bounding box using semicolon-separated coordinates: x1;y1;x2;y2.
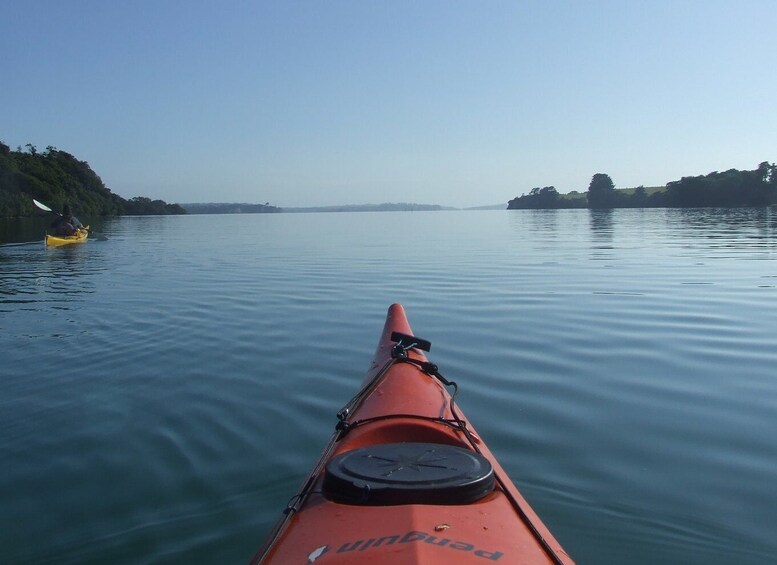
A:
2;209;777;564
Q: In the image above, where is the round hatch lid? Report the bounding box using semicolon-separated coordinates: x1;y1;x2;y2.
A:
323;442;495;505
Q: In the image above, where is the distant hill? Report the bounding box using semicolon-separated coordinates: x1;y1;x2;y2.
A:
181;202;508;213
464;204;507;210
282;203;456;213
181;202;282;214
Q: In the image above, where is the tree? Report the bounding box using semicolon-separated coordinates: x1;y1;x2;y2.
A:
587;173;616;208
508;186;561;209
535;186;560;207
758;161;776;186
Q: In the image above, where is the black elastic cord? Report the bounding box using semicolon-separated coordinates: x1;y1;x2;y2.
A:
384;356;566;565
336;413;466;436
391;356;475;446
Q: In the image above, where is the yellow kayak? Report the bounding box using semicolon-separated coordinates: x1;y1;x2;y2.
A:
45;226;89;246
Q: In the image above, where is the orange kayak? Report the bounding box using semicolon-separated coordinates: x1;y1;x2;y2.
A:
251;304;573;564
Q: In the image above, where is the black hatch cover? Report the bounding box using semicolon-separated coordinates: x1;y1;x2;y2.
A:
323;442;495;505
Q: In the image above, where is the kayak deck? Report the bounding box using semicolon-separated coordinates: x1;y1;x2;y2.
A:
252;304;573;564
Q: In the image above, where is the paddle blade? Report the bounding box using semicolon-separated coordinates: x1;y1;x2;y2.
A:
33;199;53;212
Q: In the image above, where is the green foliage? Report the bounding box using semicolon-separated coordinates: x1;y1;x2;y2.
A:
508;186;586;209
666;163;777;208
633;185;647;206
509;186;578;209
509;163;776;210
124;197;186;215
588;173;615;193
0;142;186;218
587;173;619;208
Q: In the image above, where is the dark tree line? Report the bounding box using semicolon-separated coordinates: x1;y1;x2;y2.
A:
507;186;586;209
0;141;185;217
508;162;777;210
182;202;282;214
665;162;776;208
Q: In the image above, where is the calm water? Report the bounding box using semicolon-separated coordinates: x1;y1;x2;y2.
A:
2;209;776;564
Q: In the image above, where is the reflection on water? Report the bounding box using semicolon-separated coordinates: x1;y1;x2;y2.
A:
0;217;50;245
588;208;614;240
522;208;560;234
666;207;777;250
0;240;101;312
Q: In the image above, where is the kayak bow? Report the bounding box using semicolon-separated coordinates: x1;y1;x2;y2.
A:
251;304;573;564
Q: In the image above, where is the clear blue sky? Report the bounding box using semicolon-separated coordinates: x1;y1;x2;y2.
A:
2;1;775;208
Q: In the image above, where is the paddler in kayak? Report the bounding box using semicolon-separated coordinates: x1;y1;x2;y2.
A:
51;204;84;236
